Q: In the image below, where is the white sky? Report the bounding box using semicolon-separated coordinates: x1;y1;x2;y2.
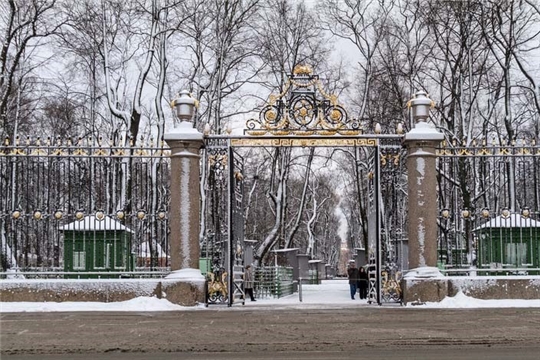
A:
1;279;539;313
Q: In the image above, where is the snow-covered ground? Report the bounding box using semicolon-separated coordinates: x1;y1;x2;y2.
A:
1;279;539;312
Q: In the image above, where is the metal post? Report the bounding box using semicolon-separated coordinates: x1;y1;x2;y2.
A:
298;278;303;302
228;141;234;306
375;142;382;305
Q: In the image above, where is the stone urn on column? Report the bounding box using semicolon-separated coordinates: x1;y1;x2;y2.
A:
162;90;205;305
402;91;447;304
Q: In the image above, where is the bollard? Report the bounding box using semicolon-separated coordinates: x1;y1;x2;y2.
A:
298;277;302;302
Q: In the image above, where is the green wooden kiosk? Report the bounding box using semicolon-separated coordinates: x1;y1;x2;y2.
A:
474;213;540;275
59;215;134;278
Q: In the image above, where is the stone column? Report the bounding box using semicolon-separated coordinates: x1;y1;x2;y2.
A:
404;136;441;269
164;122;204;273
402;91;447;304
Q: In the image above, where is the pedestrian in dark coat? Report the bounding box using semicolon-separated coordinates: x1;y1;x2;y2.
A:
244;265;256;301
357;266;369;300
347;262;359;299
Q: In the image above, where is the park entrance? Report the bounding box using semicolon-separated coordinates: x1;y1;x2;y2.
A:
201;66;406;306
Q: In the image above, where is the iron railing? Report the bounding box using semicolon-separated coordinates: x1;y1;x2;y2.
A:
0;138;171;276
437;139;540;275
255;266;294;298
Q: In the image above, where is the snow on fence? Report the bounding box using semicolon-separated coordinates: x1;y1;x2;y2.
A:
437;140;540;275
0;138;171;277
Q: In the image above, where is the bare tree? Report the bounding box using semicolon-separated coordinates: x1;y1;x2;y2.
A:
176;0;262;133
0;0;64;137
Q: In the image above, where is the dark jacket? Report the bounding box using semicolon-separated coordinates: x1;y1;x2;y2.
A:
347;266;359;284
358;268;369;286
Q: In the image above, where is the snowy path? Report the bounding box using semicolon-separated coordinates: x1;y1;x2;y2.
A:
1;279;540;312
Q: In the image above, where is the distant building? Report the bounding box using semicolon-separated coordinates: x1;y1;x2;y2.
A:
137;241;168;267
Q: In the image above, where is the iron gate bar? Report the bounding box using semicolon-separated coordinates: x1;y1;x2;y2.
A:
217;134;403;147
375;142;382;305
204;133;404;306
228;141;233;306
205;134;401;148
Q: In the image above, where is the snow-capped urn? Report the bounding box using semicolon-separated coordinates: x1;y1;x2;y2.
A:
408;91;434;124
166;90;203;140
171;90;197;127
405;91;443;141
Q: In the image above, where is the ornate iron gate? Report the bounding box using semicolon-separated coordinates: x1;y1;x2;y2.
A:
201;65;407;306
202;137;245;306
375;138;407;303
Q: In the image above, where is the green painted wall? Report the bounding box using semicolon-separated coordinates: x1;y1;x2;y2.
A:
477;228;539;274
63;231;133;278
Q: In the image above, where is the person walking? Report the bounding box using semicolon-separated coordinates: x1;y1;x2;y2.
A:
358;266;369;300
244;265;256;301
347;262;359;300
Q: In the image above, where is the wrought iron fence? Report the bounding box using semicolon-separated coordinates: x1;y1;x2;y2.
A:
255;266;294;298
379;137;408;272
437;139;540;275
0;137;171;277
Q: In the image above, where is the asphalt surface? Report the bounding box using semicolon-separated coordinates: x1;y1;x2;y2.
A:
2;306;540;359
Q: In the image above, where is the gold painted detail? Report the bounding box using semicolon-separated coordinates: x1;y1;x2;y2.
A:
381;270;402;302
207;271;228;302
293;64;313;75
381;153;400;167
244;67;359;135
1;137;169;158
208;154;228;166
230;138;376;147
30;149;47;156
94;148;108;156
73;149;88;156
437;141;540;157
265;111;276;121
9;148;26;155
478;148;492;155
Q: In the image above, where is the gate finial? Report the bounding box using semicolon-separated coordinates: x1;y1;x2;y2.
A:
293;64;313;76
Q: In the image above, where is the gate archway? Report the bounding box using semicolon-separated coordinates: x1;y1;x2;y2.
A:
201;66;406;306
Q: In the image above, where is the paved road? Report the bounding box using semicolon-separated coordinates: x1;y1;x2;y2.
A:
4;347;540;360
2;307;540;359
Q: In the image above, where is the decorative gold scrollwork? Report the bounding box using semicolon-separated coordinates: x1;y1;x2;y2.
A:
381;270;402;302
207;271;228;303
244;66;358;136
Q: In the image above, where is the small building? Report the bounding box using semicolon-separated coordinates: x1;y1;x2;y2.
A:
59;215;134;278
137;241;168;268
473;213;540;274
